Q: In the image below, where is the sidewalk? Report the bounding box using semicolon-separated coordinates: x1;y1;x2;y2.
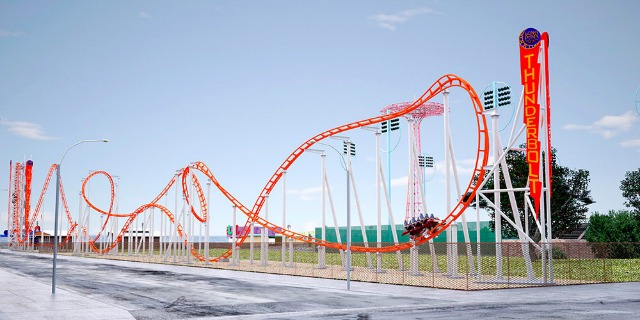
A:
0;258;133;320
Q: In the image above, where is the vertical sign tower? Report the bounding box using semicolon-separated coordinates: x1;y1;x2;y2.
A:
518;28;552;219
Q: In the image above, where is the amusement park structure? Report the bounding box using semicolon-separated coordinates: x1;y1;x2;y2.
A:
5;29;554;285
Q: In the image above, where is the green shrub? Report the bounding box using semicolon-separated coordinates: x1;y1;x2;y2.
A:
552;246;567;259
585;210;640;258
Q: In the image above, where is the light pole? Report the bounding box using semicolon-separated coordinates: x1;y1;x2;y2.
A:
344;140;353;290
326;135;354;290
52;139;108;294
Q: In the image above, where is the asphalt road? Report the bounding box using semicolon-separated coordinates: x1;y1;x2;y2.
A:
1;250;639;319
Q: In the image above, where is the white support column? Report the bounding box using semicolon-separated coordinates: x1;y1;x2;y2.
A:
443;90;454;276
114;176;120;256
205;180;211;265
476;193;482;279
149;207;154;258
544;113;554;283
324;169;345;265
142;211;148;256
186;180;193;264
134;211;140;256
318;153;327;269
181;193;187;261
100;215;104;254
128;209;133;256
75;190;82;255
85;175;91;256
171;171;180;262
281;171;287;267
378;160;403;270
541;44;554;283
260;195;269;266
39;206;44;251
446;129;475;276
348;164;373;268
249;220;255;265
288;224;294;267
375;131;384;273
496;136;535;280
231;205;238;266
492;106;503;280
198;209;201;262
160;193;165;258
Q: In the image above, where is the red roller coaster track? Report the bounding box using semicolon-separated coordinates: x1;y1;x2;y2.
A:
78;73;489;262
10;74;488;262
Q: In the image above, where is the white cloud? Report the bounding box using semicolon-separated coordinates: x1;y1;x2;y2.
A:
1;120;56;140
563;111;638;139
368;7;439;31
562;124;590;130
620;139;640;149
139;11;152;19
287;186;322;201
434;158;478;177
0;29;24;38
390;176;408;187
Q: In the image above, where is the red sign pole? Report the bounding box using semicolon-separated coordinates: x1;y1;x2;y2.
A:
519;28;542;218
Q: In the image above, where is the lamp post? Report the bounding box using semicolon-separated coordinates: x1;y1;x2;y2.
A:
326;135;353;290
344;140;353;290
52;139;108;294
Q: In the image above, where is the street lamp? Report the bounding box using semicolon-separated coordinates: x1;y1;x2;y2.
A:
327;136;354;290
52;139;108;294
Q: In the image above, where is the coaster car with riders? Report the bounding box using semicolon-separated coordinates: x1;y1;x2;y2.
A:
402;213;441;239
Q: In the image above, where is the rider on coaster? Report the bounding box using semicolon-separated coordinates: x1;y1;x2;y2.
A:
403;213;441;239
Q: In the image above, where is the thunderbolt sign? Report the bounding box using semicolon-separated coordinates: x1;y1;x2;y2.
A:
519;27;551;218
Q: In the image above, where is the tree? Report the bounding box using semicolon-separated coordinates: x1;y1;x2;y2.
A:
584;210;640;258
585;210;640;243
479;146;594;239
620;168;640;213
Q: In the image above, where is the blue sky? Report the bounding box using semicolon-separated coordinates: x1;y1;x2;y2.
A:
1;1;639;237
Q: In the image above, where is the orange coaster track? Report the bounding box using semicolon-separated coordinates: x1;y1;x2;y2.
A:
79;74;489;262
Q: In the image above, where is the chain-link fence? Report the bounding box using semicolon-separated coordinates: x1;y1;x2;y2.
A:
10;240;640;290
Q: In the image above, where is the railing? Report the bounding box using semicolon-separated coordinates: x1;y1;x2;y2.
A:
10;241;640;290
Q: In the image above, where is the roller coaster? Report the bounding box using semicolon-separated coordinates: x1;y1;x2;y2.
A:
6;28;555;283
8;74;486;255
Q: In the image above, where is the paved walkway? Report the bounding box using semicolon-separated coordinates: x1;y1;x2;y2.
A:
1;248;639;319
0;259;134;319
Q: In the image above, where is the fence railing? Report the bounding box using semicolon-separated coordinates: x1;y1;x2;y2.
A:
8;240;640;290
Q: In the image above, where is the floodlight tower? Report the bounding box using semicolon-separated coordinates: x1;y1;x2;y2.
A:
482;81;512;279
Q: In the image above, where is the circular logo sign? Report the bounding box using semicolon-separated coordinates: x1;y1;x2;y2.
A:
519;28;541;49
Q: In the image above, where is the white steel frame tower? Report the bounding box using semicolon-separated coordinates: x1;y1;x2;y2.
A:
474;33;553;283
